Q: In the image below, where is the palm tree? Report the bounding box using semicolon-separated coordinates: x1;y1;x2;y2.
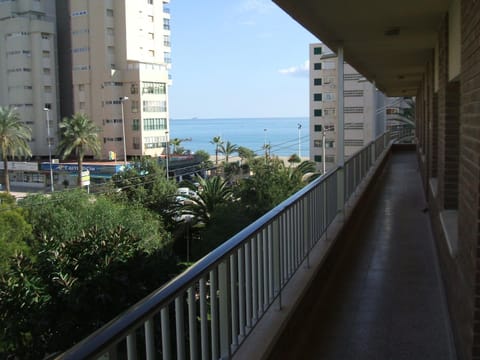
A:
170;138;182;154
182;176;232;225
0;107;32;193
57;113;101;187
219;141;238;163
210;136;223;165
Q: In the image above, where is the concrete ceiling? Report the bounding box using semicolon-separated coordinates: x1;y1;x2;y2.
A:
273;0;450;96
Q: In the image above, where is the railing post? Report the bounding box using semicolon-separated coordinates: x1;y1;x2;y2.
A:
272;218;281;310
218;260;231;358
337;166;345;217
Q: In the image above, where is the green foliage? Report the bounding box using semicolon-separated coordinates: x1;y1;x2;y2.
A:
219;140;238;163
237;146;256;161
2;189;178;358
210;136;223;164
194;149;212;165
0;106;32;192
109;157;178;223
0;193;32;272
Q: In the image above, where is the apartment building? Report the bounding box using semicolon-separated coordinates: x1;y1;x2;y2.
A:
0;0;59;157
61;0;172;160
309;43;385;172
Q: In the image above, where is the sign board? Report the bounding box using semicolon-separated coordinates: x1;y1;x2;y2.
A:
81;169;90;186
0;161;38;171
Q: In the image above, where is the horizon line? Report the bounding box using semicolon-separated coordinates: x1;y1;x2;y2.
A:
171;115;309;121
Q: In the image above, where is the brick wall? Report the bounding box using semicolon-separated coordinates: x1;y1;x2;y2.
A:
461;0;480;358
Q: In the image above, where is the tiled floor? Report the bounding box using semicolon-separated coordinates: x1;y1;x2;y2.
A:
268;151;456;359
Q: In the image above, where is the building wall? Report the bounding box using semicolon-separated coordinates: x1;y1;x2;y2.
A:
417;1;480;358
309;43;384;173
0;0;59;157
68;0;171;160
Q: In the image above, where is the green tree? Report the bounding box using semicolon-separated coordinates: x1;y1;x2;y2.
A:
182;176;232;226
219;140;238;163
109;157;178;223
0;107;32;193
170;138;182;154
57;113;101;186
210;136;223;165
2;190;178;358
288;153;301;166
0;193;32;272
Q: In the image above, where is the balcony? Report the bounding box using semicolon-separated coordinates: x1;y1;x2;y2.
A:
55;131;456;359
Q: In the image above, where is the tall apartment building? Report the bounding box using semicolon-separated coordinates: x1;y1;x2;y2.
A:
309;43;385;172
0;0;59;157
60;0;172;160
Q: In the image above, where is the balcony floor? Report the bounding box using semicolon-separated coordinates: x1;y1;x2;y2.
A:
268;151;456;359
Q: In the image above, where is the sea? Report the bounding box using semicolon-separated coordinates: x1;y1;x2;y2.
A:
169;117;310;158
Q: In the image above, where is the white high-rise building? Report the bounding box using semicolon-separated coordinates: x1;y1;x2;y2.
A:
0;0;59;157
309;43;386;172
66;0;172;160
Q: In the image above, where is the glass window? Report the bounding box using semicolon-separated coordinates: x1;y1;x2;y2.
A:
313;47;322;55
314;93;322;101
314;63;322;70
314;109;323;117
314;155;322;162
314;78;322;86
314;124;322;132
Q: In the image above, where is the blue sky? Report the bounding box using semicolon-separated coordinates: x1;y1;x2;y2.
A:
168;0;319;119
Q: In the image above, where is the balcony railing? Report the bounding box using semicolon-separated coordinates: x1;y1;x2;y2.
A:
58;133;391;360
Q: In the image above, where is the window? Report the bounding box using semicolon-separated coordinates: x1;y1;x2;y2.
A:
344;107;364;113
164;35;170;47
163;18;170;30
313;63;322;70
142;82;166;94
148;50;155;57
345;139;364;147
79;102;85;110
323;61;336;70
314;124;322;132
133;137;140;149
107;46;115;55
107;27;114;36
326;140;335;148
324;108;336;116
148;15;154;22
148;32;155;40
344;90;364;97
78;84;85;91
143;101;166;112
325;125;335;131
314;93;322;101
147;0;153;4
314;155;322;162
131;83;138;94
132;119;140;131
42;50;50;58
106;9;114;17
164;52;171;64
131;100;139;113
314;140;322;147
314;78;322;86
43;68;51;75
314;109;323;117
44;86;52;93
323;92;336;101
313;47;322;55
144;118;167;130
72;10;88;17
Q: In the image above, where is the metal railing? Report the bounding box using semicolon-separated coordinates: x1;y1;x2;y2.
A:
58;133;390;360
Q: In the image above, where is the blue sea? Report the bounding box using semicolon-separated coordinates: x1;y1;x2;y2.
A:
169;117;309;157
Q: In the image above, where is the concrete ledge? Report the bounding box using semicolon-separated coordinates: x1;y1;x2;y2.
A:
233;146;393;360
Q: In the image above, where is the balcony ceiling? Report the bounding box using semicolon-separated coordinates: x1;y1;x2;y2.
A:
273;0;450;96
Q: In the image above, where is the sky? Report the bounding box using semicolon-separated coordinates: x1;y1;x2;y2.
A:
168;0;319;119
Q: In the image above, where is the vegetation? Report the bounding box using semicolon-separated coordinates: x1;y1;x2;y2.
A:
57;113;101;186
210;135;223;164
0;107;32;192
0;140;317;357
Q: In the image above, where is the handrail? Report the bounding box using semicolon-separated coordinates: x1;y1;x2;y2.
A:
58;132;391;360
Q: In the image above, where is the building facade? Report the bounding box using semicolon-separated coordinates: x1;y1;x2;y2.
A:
309;43;384;172
64;0;172;161
0;0;59;157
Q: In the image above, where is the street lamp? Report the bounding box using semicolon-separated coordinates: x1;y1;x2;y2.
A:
165;130;170;179
297;123;302;158
119;96;128;166
43;107;54;192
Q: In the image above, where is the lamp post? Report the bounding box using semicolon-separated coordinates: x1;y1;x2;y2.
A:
165;130;169;179
322;127;327;174
297;123;302;158
43;107;54;192
119;96;128;166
